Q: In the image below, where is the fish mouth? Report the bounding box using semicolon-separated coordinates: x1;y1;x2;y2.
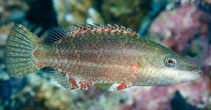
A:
174;66;202;84
189;66;203;76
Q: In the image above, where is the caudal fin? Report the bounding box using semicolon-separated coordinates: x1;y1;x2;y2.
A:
6;24;41;77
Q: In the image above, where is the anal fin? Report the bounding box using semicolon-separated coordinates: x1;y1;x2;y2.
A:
46;68;72;89
47;68;94;90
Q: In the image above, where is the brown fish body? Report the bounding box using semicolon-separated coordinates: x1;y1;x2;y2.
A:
6;24;201;91
36;31;146;85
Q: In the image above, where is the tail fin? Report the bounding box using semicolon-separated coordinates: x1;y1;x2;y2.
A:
6;24;41;77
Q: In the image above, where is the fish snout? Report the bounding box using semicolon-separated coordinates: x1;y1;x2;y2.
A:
198;67;203;75
190;66;203;76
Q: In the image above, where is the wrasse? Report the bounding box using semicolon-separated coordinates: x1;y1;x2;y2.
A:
6;24;202;91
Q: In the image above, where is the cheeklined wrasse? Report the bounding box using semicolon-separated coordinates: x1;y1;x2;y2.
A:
6;24;202;91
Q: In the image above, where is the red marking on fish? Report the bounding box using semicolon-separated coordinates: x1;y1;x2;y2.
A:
87;29;91;33
131;64;139;73
57;40;63;44
61;72;66;77
145;66;154;82
117;84;127;90
150;66;157;83
69;77;78;89
101;29;105;33
83;26;87;30
79;81;92;89
90;25;93;30
77;29;83;35
107;29;111;33
120;29;124;33
130;31;135;34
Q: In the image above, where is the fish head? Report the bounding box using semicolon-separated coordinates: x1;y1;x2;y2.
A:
137;39;202;86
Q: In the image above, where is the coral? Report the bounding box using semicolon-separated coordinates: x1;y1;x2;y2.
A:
148;4;210;68
0;74;75;110
203;46;211;66
100;0;150;31
53;0;150;31
53;0;103;25
0;22;14;46
2;73;126;110
149;4;209;52
120;78;210;110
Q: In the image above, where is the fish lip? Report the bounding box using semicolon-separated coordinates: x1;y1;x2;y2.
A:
198;67;203;75
189;66;203;75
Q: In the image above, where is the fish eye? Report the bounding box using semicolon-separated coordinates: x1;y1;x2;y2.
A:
164;57;176;67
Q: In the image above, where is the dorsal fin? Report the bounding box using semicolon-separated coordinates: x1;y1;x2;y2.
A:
69;24;139;36
43;27;68;43
42;24;139;43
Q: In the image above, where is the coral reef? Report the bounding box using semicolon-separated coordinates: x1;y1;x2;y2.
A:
10;74;76;110
99;0;150;31
148;3;210;68
0;23;14;46
0;0;28;25
149;4;209;54
53;0;150;31
53;0;103;25
0;73;126;110
119;78;209;110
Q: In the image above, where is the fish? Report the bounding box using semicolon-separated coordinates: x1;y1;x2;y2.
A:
6;24;202;91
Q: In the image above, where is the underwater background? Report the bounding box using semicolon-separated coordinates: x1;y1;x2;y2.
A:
0;0;210;110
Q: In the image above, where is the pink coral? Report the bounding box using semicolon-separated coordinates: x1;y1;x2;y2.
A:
203;47;211;66
120;78;209;110
149;4;209;54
